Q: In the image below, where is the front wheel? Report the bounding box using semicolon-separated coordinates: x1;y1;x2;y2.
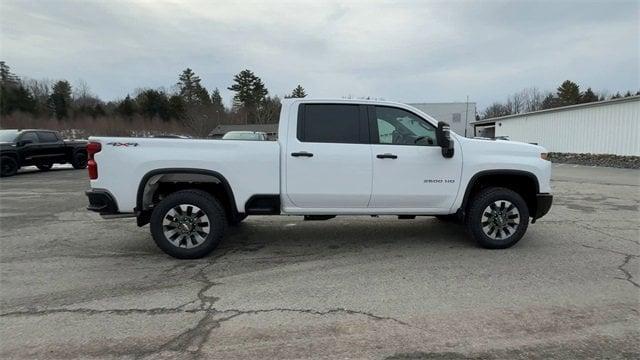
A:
465;187;529;249
150;190;227;259
1;156;19;177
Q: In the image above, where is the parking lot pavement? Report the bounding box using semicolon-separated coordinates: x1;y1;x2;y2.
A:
0;164;638;359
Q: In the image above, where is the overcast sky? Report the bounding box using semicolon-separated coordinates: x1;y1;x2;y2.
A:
1;0;638;109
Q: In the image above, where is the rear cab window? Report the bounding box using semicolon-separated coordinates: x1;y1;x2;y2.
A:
37;131;60;143
297;104;368;144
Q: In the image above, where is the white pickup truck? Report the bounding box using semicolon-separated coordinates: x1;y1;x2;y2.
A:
86;99;552;259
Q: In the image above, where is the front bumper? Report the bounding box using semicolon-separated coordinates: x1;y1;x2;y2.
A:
532;193;553;222
86;189;119;215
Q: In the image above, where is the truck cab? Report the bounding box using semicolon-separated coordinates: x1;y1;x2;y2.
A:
86;99;552;259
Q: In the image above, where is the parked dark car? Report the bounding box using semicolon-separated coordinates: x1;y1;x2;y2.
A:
0;129;88;177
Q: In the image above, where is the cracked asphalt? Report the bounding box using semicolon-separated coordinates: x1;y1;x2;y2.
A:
0;164;638;359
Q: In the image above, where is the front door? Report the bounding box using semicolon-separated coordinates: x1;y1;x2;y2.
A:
16;131;40;165
368;105;462;212
285;103;372;210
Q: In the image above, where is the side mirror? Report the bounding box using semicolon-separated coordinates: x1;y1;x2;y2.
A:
436;121;454;158
17;139;33;147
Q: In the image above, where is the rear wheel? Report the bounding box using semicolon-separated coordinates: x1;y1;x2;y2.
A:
465;187;529;249
150;190;227;259
37;163;53;171
71;152;87;169
1;156;18;177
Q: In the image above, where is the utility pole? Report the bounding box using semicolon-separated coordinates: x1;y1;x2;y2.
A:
464;95;469;137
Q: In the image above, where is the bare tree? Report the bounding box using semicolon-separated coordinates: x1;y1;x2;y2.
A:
482;102;511;119
182;104;219;137
25;78;52;115
255;96;281;123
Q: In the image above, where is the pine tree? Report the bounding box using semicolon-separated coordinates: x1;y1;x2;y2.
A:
286;84;307;98
541;94;560;109
177;68;209;105
135;89;171;121
0;62;37;115
48;80;73;119
227;69;268;110
579;88;599;103
117;94;136;118
556;80;581;105
210;88;224;109
92;103;106;118
0;61;19;86
168;95;185;120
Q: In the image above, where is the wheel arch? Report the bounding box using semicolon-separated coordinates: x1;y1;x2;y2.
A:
72;146;88;156
1;151;20;163
462;170;540;218
135;168;240;226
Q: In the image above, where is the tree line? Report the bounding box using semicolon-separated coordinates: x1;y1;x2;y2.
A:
482;80;639;119
0;61;307;136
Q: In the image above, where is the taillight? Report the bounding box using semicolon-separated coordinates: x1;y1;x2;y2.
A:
87;142;101;179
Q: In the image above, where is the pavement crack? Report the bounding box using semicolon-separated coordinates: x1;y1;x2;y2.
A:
618;254;640;289
0;306;202;318
582;245;639;288
138;312;235;360
215;307;423;331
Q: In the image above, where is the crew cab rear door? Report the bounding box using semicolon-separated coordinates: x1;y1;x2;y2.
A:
36;131;67;163
368;105;462;212
284;103;372;209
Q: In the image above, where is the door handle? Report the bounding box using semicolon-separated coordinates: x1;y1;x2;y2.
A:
376;153;398;159
291;151;314;157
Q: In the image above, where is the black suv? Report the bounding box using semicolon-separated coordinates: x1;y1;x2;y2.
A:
0;129;88;177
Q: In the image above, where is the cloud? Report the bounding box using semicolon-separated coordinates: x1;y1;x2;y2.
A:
1;0;638;109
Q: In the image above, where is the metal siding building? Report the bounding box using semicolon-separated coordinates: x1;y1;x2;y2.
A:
408;102;476;137
471;96;640;156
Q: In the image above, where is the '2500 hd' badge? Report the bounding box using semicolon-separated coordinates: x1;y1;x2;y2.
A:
424;179;455;183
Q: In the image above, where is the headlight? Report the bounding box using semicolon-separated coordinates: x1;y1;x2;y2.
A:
540;153;549;161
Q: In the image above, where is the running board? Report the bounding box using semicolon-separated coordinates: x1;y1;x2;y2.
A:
304;215;336;221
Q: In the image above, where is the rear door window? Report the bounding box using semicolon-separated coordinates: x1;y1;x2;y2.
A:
298;104;363;144
37;132;59;143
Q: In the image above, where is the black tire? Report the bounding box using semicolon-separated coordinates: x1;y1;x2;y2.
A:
229;214;248;226
150;189;227;259
37;163;53;171
1;156;18;177
71;152;87;169
465;187;529;249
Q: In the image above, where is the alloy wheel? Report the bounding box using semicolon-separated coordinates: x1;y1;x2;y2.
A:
162;204;210;249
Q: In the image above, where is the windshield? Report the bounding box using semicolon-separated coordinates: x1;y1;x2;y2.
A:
0;130;19;142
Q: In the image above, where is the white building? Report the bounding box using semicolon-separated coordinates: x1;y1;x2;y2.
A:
408;102;476;137
471;96;640;156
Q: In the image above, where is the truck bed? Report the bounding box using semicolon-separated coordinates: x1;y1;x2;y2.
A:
89;137;280;213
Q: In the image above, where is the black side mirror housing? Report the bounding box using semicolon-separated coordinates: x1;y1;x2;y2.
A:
436;121;454;158
17;139;33;147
